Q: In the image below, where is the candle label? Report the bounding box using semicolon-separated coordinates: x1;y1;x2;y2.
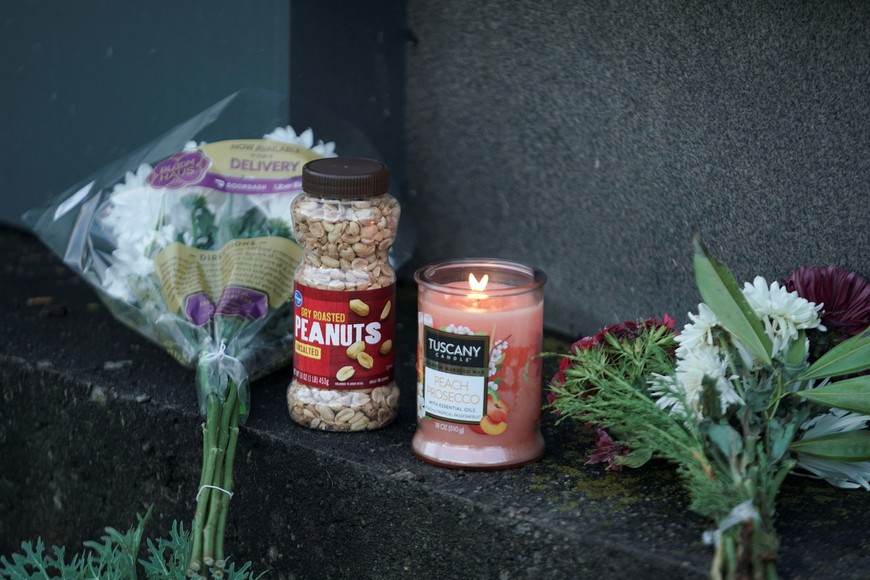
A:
293;283;395;390
422;327;489;423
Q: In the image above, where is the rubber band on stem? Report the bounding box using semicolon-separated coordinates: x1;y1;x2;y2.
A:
196;484;235;502
702;500;759;545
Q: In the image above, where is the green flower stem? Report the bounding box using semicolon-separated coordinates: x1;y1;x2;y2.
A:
203;380;239;568
188;421;209;574
215;421;240;569
189;395;222;575
187;374;245;576
202;452;226;566
714;522;779;580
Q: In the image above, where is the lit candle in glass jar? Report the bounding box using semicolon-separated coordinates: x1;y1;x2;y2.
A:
413;258;547;469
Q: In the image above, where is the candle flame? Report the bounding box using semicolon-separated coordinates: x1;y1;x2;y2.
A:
468;273;489;292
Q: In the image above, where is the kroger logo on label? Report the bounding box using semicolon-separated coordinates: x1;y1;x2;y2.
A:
147;150;210;189
294;289;303;308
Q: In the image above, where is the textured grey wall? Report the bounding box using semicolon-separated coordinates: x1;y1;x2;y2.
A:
404;1;870;337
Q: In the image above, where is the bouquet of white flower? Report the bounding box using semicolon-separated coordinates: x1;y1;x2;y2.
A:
22;90;340;576
548;233;870;579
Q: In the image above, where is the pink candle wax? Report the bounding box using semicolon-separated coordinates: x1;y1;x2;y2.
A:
413;258;547;469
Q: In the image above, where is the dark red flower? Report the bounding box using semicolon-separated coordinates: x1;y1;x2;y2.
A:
549;315;677;388
785;266;870;339
585;427;630;471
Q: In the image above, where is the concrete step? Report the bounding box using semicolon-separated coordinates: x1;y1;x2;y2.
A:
1;227;867;579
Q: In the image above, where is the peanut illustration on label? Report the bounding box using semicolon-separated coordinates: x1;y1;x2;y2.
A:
349;298;370;316
336;366;355;381
357;352;374;369
346;340;366;359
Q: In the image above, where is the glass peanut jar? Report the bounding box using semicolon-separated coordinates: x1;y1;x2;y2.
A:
413;258;547;468
287;157;401;431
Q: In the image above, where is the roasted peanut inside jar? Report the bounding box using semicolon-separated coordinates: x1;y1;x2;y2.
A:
287;383;401;431
291;195;400;291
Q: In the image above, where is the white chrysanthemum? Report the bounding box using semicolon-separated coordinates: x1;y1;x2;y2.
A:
102;259;165;307
651;347;742;421
183;140;206;151
649;373;686;418
794;409;870;490
102;166;162;239
741;276;826;359
675;303;720;353
102;262;137;302
101;167;178;277
113;239;161;277
112;163;153;192
263;126;337;158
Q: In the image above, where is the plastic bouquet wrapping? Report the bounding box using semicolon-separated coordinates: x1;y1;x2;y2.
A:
547;234;870;579
22;90;340;576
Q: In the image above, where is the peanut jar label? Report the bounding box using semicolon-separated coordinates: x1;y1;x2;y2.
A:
293;283;395;390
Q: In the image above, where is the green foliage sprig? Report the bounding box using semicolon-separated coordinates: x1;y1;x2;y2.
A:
0;507;264;580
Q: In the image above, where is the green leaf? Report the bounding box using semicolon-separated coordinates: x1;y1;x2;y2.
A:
1;539;88;579
704;422;744;459
795;375;870;414
769;417;801;464
613;447;653;468
784;329;809;377
692;233;772;366
789;430;870;461
141;519;192;579
800;330;870;381
700;376;723;420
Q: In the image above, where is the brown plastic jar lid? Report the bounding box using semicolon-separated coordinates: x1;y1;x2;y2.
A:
302;157;390;199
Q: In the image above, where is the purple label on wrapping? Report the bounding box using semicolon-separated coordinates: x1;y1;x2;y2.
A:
215;286;268;320
198;173;303;195
148;151;210;189
184;293;215;326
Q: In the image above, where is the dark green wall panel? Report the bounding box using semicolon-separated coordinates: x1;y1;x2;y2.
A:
1;1;290;226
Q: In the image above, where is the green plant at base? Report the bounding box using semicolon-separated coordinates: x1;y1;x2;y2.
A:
0;506;263;580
